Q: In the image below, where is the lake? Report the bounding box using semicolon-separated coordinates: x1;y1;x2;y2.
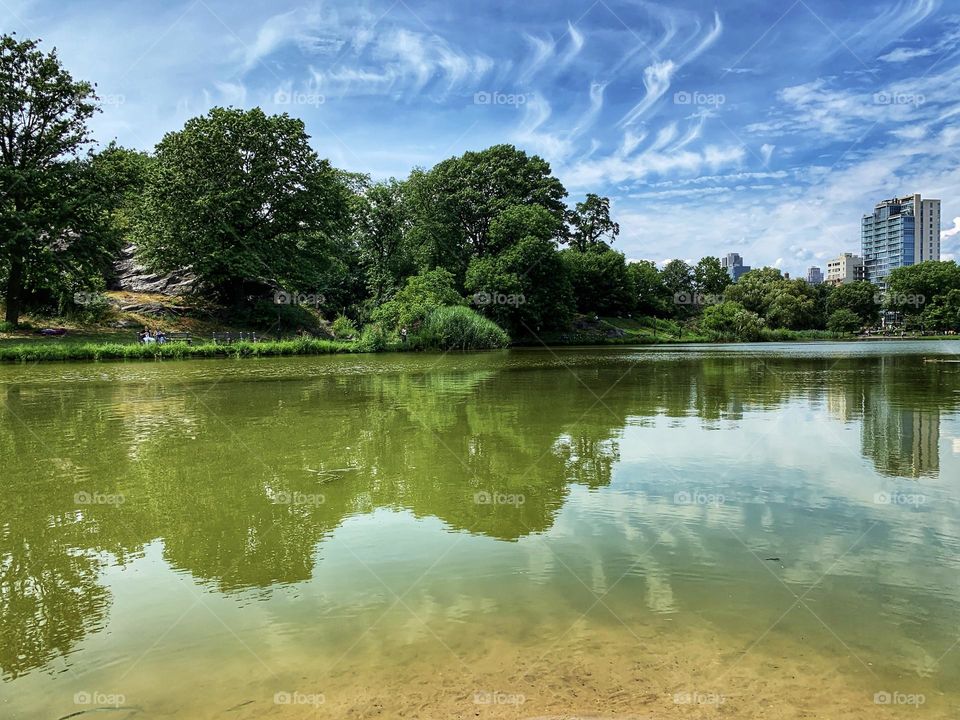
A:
2;341;959;718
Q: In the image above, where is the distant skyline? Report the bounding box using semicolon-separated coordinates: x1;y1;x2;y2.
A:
4;0;960;275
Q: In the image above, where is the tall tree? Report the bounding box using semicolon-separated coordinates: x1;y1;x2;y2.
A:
134;107;351;304
693;256;731;298
353;179;413;306
411;144;567;271
0;34;98;324
566;194;619;252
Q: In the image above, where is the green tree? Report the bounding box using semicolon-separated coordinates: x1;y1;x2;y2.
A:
693;256;731;299
701;301;764;341
661;259;695;317
466;236;574;335
566;193;619;252
408;145;567;277
627;260;669;317
920;288;960;332
887;261;960;319
370;267;463;332
724;267;783;315
561;248;633;315
0;34;98;324
135;107;350;304
826;308;862;334
353;178;413;306
827;281;880;325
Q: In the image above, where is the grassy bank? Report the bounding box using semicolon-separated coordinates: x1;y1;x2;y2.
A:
0;338;356;363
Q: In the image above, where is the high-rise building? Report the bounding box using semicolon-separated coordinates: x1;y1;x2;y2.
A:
721;253;751;281
861;194;940;287
806;266;824;285
826;253;865;285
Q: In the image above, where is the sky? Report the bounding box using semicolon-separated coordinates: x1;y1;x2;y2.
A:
4;0;960;275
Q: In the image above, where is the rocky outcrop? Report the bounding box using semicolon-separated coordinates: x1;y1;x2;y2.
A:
110;244;197;296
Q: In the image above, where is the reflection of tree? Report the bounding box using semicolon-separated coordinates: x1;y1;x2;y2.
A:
2;350;957;678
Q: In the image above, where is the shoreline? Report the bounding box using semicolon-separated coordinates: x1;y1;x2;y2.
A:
2;333;959;364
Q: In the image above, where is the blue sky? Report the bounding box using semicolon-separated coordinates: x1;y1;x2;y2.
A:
4;0;960;275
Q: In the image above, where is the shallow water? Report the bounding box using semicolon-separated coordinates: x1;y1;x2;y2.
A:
2;341;959;718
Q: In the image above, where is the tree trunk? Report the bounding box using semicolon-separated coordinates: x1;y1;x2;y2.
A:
4;252;24;325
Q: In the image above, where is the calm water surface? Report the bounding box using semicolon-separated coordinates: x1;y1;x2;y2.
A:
2;342;960;718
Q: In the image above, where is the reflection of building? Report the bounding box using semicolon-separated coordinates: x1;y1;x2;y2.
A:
861;194;940;288
862;395;940;478
806;266;824;285
826;253;865;285
722;253;751;281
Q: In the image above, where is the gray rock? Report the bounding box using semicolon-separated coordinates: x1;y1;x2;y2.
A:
110;244;197;296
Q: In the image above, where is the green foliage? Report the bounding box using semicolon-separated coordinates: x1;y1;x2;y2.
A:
134;107;351;303
887;261;960;321
0;338;355;363
827;281;880;325
627;260;669;316
661;260;695;317
562;248;634;315
701;301;764;341
566;193;619;252
466;235;574;335
0;34;99;324
409;144;567;271
353;179;413;305
370;267;463;332
693;256;731;297
920;288;960;331
826;308;863;334
415;305;509;351
330;314;358;340
0;321;14;332
357;323;389;352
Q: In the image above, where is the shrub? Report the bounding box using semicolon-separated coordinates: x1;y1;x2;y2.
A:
0;321;14;333
330;314;358;340
357;323;390;352
416;305;509;351
701;301;764;341
826;308;862;334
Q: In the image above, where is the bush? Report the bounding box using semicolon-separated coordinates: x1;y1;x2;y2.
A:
826;308;862;334
0;321;14;333
357;323;390;352
330;314;358;340
415;305;509;351
701;301;764;341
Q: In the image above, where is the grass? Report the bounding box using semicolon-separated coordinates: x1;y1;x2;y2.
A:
414;306;510;351
0;338;356;363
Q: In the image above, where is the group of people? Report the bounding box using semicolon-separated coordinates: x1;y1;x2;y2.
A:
137;327;167;344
